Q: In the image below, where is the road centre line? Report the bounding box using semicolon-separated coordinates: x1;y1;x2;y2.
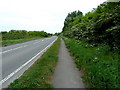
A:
1;39;45;54
0;37;57;86
0;45;28;54
33;39;44;44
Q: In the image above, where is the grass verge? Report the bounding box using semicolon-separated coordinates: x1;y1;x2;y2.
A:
63;37;119;88
8;38;60;88
0;37;43;47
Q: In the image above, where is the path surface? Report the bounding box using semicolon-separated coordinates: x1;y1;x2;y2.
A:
52;39;85;88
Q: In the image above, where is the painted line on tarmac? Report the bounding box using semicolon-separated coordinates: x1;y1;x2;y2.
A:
0;37;58;86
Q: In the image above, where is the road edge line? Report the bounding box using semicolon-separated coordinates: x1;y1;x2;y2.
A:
0;37;58;87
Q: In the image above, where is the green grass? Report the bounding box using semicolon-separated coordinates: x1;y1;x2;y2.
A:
8;38;60;88
0;37;43;47
63;37;120;88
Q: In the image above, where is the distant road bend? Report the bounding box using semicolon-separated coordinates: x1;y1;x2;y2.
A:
0;36;58;88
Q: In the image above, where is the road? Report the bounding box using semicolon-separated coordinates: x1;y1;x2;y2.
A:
0;36;57;88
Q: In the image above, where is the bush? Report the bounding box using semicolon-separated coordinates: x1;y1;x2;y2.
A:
63;37;119;88
62;2;120;53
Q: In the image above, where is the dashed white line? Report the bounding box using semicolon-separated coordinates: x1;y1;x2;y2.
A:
1;39;44;54
0;45;28;54
0;37;58;86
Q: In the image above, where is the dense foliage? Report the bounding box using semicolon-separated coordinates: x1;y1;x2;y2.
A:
64;37;119;88
1;30;52;40
62;2;120;88
62;2;120;53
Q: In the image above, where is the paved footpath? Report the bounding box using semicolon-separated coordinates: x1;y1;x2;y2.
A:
52;39;85;88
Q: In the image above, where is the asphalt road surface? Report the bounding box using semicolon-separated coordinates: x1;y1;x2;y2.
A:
0;36;57;87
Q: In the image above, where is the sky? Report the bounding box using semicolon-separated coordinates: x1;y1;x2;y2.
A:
0;0;107;34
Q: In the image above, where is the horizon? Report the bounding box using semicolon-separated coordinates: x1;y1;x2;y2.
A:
0;0;107;34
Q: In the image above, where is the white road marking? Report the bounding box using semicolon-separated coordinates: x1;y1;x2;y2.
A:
1;39;45;54
0;37;57;86
1;39;44;54
33;40;43;44
1;39;45;52
0;45;28;54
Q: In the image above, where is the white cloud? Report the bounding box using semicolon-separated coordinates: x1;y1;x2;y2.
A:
0;0;106;33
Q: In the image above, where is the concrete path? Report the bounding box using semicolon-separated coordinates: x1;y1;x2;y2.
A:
52;39;85;88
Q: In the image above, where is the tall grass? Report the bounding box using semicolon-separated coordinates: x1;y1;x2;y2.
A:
63;37;119;88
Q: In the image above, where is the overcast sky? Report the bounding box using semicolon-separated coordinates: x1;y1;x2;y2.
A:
0;0;107;33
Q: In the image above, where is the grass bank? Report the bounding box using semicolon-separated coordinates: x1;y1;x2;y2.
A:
0;37;43;47
63;37;119;88
8;38;60;88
